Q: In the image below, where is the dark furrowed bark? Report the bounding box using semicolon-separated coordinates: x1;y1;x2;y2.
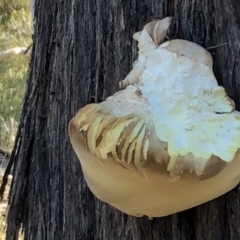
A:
3;0;240;239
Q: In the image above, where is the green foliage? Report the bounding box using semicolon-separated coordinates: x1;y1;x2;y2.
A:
0;0;29;27
0;0;31;150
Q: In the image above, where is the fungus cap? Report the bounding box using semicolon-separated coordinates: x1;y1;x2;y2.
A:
69;17;240;217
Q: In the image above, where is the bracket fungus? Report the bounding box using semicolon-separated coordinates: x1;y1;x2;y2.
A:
69;17;240;218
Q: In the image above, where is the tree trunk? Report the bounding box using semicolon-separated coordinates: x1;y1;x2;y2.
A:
2;0;240;239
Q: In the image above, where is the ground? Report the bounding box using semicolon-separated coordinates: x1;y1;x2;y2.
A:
0;169;12;239
0;171;23;239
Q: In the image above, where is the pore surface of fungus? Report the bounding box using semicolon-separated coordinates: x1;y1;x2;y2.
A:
69;17;240;218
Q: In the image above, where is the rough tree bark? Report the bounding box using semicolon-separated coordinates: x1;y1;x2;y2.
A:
2;0;240;239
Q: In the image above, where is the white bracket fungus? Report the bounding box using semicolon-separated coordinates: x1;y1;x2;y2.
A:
69;17;240;218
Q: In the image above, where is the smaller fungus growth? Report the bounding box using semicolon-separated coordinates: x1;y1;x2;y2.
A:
69;17;240;218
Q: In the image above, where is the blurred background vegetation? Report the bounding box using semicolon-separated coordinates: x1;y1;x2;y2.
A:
0;0;31;151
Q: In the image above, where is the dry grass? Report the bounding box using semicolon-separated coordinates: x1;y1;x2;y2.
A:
0;170;11;240
0;216;6;240
0;170;24;240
